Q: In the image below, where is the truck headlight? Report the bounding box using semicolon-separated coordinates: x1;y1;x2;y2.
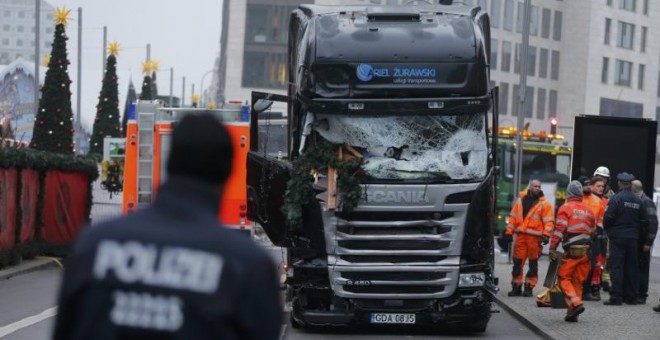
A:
458;272;485;287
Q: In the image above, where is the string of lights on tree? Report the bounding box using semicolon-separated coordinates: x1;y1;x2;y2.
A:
89;41;122;156
30;7;75;154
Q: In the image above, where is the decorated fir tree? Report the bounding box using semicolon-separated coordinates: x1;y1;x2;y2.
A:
139;60;154;100
89;41;122;156
121;79;137;137
30;7;75;154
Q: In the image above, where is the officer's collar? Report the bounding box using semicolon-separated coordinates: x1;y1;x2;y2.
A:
154;175;222;218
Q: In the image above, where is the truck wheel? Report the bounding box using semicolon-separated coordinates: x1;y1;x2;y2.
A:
290;314;304;329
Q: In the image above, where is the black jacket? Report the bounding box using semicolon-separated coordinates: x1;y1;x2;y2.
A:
54;176;281;340
639;193;658;246
603;188;647;240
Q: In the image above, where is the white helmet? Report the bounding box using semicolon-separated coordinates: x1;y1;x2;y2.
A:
593;166;610;178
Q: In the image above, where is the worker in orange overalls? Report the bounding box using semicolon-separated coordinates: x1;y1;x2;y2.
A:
549;180;596;322
505;179;555;297
580;176;607;301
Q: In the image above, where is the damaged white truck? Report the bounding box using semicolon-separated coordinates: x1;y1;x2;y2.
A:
247;2;499;331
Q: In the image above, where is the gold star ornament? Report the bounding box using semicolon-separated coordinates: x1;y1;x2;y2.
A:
141;60;152;74
42;54;51;66
55;7;71;26
108;41;120;56
150;60;160;73
191;94;200;104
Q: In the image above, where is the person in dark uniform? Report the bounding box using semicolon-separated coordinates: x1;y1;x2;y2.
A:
602;172;648;306
631;180;658;304
53;113;282;340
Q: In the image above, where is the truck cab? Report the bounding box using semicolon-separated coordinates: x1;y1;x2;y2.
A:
248;3;498;330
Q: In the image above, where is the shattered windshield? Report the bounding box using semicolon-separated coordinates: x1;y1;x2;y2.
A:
310;113;488;181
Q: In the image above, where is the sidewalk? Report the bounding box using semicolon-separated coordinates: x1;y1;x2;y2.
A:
494;252;660;340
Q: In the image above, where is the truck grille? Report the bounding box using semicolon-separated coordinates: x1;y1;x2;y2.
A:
325;210;468;298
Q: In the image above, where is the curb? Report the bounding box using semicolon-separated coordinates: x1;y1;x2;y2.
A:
492;294;560;340
0;258;59;281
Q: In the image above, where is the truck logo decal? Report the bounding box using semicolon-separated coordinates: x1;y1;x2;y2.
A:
357;64;375;81
365;190;430;204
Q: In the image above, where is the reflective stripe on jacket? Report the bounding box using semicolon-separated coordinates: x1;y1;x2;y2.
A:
506;191;555;237
550;198;596;249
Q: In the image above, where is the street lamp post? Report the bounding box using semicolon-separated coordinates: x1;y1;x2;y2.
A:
199;69;214;108
513;0;532;198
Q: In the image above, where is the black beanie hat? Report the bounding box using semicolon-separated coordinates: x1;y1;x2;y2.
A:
166;113;233;184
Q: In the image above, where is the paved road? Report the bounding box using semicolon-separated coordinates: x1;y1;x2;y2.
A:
0;264;540;339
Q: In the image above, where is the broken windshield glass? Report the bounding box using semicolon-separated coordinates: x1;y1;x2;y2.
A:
310;113;487;181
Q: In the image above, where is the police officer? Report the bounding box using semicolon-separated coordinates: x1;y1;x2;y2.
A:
54;113;282;339
602;172;648;306
631;180;658;304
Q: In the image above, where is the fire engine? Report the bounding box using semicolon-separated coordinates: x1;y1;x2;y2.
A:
492;126;571;249
121;100;251;233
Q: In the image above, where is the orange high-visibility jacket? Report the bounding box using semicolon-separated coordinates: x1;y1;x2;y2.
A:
505;191;555;237
582;193;604;229
550;198;596;249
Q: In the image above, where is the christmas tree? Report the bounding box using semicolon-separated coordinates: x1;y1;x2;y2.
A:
30;7;75;154
89;41;121;156
151;59;159;97
139;60;154;100
121;79;136;137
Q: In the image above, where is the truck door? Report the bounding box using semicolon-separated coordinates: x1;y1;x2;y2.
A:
247;93;291;246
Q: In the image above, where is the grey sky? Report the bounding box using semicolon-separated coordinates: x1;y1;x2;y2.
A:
46;0;223;132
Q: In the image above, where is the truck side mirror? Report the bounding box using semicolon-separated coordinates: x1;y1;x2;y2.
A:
253;99;274;114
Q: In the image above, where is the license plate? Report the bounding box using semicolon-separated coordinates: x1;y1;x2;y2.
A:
370;313;416;324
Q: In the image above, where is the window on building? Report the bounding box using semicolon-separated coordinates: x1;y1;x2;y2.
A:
602;57;609;83
607;0;613;6
503;0;514;31
0;53;8;63
537;88;546;119
18;11;25;18
539;48;548;78
604;18;611;45
2;25;9;32
514;43;521;74
30;40;34;47
619;0;636;11
1;38;8;46
16;39;23;47
614;59;632;86
617;21;635;49
500;82;509;115
516;2;524;33
491;38;498;70
640;26;647;52
17;25;24;33
491;0;501;28
528;46;537;76
501;41;512;72
3;10;9;18
530;5;539;36
242;51;288;89
638;64;645;90
553;11;562;41
551;50;560;80
600;98;643;118
541;8;551;39
549;90;558;116
643;0;649;14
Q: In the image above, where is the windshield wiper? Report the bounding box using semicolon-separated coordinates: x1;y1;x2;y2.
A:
387;169;455;181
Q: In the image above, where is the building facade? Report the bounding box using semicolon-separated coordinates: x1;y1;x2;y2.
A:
217;0;658;143
0;0;55;65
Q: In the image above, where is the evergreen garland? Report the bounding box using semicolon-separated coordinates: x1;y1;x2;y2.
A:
30;22;75;154
282;136;363;226
89;54;121;156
